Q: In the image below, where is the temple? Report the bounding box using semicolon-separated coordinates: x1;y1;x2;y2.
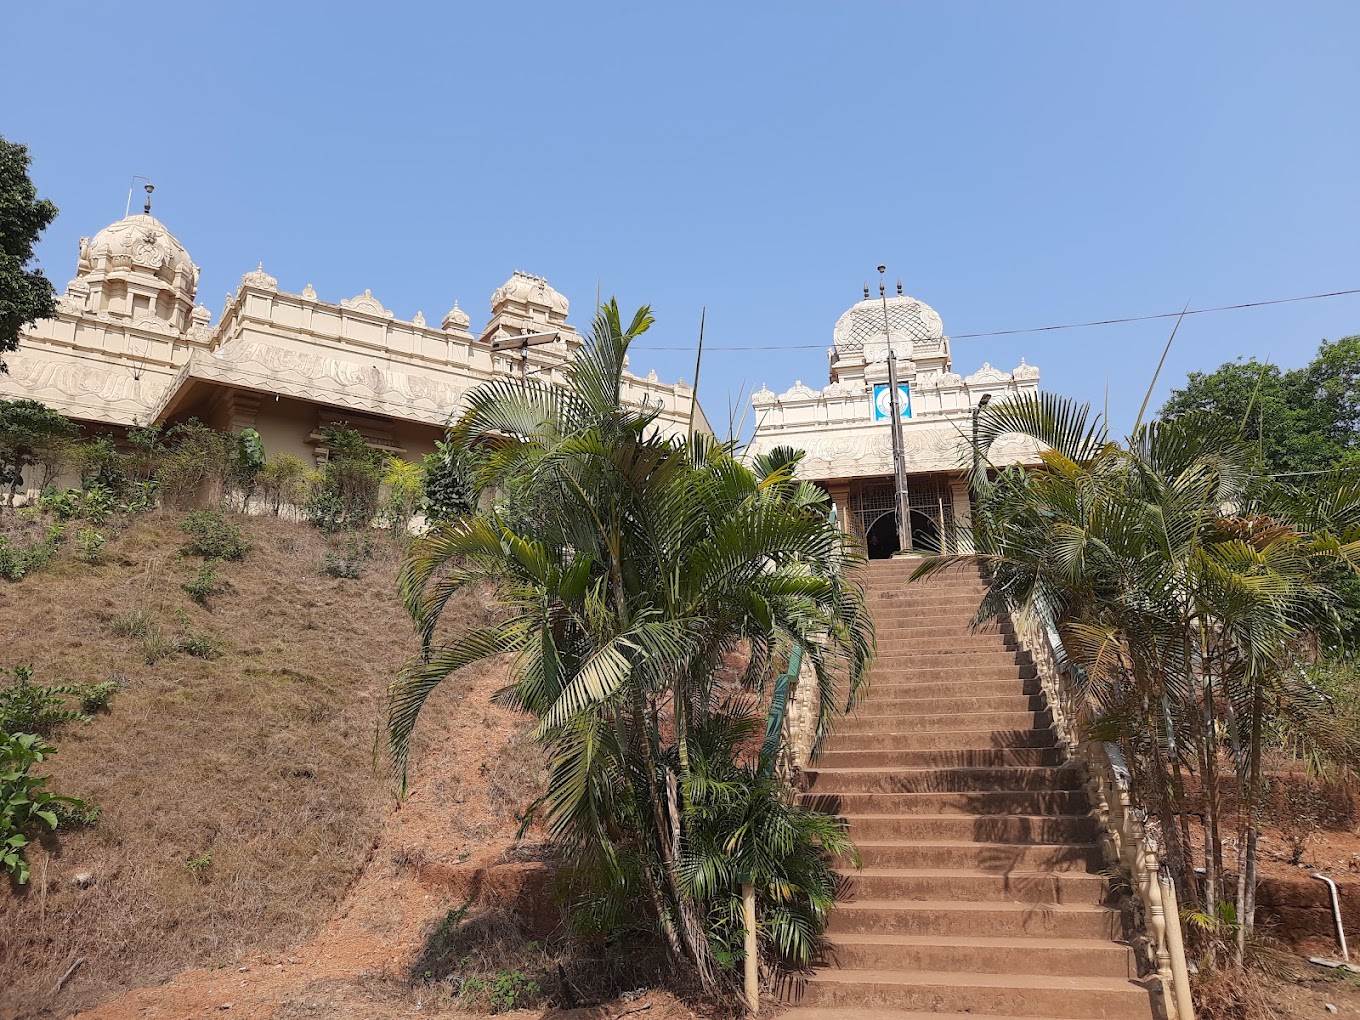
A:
2;202;704;463
746;284;1043;557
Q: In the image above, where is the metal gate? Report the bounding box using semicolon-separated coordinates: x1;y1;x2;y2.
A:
850;475;957;554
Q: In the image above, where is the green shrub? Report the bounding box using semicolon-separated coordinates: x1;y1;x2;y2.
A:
0;522;64;581
175;632;219;660
422;439;477;522
381;456;424;533
0;665;90;734
79;678;121;716
258;453;309;515
182;564;227;607
77;527;105;564
307;425;384;532
460;970;544;1013
185;851;213;881
180;510;248;561
1;732;89;885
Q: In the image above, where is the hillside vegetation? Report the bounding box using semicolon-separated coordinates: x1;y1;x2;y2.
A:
0;509;534;1018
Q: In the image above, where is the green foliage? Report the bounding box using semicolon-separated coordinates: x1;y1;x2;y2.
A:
257;452;309;515
459;970;543;1013
1;733;86;885
0;398;78;502
945;391;1360;967
75;436;128;494
422;439;477;522
157;420;235;509
78;678;120;716
389;299;872;992
185;851;213;881
1161;336;1360;475
174;631;219;660
0;136;59;373
308;425;384;532
0;665;91;734
0;521;63;580
76;527;105;564
39;483;115;524
179;509;248;561
181;564;226;607
381;455;424;533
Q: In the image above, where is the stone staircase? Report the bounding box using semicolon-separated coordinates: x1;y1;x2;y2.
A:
781;559;1156;1020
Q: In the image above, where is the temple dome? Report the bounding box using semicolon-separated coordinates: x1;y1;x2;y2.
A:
491;270;569;318
82;214;197;293
832;291;944;361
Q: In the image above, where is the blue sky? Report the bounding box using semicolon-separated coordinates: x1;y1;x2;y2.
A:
8;2;1359;436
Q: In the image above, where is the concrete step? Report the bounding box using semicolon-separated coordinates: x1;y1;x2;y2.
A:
835;710;1050;735
816;746;1064;768
870;664;1038;681
851;693;1048;714
839;813;1098;843
802;764;1083;793
841;868;1108;905
854;679;1041;700
875;633;1015;651
870;655;1028;671
854;839;1103;872
825;899;1122;939
789;969;1152;1018
821;933;1138;978
804;790;1089;817
824;728;1057;752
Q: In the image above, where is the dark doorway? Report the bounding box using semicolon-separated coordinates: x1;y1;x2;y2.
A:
865;512;900;559
909;509;942;553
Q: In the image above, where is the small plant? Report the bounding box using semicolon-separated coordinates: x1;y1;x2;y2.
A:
321;530;372;579
179;510;248;561
79;678;121;715
77;527;105;564
0;665;91;734
108;608;156;639
1;733;89;885
458;969;543;1013
140;631;178;665
182;564;227;607
185;851;213;881
175;631;219;660
51;799;101;830
0;523;64;581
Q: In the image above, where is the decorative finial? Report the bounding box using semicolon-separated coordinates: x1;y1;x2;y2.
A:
863;282;870;300
896;278;903;296
143;183;154;215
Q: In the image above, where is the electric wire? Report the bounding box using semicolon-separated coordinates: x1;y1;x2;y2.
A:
627;286;1360;353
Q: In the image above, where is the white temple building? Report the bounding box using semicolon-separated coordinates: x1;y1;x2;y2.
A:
2;201;704;464
746;285;1043;557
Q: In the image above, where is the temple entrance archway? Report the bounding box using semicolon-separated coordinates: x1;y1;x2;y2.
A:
850;475;958;557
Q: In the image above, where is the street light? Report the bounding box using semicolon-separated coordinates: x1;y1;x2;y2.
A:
490;329;562;380
878;265;912;554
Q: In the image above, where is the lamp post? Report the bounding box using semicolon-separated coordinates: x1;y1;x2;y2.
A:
491;329;562;380
878;266;912;553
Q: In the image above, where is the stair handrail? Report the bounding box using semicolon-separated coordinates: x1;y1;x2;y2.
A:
1009;597;1196;1020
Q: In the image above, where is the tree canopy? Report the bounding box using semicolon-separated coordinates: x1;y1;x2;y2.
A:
0;136;58;374
1160;336;1360;476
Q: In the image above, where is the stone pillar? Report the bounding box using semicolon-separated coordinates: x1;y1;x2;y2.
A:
825;482;852;535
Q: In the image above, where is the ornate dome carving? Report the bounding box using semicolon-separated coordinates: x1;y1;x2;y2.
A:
833;292;944;361
442;300;471;332
82;214;198;290
340;288;392;318
241;263;278;292
491;271;569;318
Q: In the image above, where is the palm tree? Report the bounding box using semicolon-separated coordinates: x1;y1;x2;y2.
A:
387;300;873;991
921;393;1360;966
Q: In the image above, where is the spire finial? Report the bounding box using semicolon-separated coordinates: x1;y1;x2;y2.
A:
863;282;870;300
896;278;903;296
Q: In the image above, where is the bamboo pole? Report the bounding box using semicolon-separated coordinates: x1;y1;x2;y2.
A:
742;879;758;1014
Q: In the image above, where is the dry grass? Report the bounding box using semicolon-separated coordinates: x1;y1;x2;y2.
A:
0;510;495;1017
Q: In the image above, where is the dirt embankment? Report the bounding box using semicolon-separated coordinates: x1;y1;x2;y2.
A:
0;512;554;1019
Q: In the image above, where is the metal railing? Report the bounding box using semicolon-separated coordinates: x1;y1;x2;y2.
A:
1010;600;1196;1020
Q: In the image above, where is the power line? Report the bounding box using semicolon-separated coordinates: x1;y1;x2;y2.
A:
628;286;1360;353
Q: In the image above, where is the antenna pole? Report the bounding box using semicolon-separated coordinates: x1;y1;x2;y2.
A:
688;306;705;439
